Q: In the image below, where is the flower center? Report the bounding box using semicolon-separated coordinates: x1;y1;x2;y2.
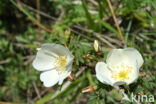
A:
56;56;67;71
111;62;133;81
117;70;130;81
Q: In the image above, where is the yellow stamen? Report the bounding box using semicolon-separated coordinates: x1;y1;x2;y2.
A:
111;62;133;81
117;70;130;81
56;56;67;71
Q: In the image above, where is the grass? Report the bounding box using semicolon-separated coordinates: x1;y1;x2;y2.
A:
0;0;155;104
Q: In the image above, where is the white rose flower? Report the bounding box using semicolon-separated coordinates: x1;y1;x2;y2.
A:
32;43;74;87
95;48;144;86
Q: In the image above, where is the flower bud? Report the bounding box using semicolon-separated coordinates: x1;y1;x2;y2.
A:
94;40;99;52
36;48;41;51
82;86;97;93
94;40;101;53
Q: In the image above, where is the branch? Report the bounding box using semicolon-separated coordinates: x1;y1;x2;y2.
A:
106;0;125;43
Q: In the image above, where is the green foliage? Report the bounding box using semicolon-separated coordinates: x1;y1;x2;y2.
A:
0;0;155;104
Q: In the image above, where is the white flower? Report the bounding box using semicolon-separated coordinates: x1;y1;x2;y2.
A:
95;48;144;86
32;43;74;87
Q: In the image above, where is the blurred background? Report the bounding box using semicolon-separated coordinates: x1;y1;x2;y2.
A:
0;0;156;104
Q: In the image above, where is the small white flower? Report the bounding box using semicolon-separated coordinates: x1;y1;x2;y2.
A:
32;43;74;87
95;48;144;86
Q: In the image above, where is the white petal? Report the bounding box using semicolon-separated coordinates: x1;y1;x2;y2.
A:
95;62;113;85
40;70;59;87
125;66;139;85
113;81;126;86
58;64;72;85
106;48;144;68
106;49;124;67
58;70;71;85
66;55;74;69
41;43;73;57
32;49;56;71
121;48;144;69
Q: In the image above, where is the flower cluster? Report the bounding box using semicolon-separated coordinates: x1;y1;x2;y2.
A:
33;43;143;87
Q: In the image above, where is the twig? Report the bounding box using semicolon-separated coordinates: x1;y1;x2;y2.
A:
18;1;117;48
14;0;117;48
94;33;115;48
10;0;53;34
0;60;9;64
32;81;41;99
27;49;33;104
90;0;98;6
73;25;116;48
33;88;50;101
102;35;122;46
106;0;125;43
70;29;94;41
20;2;57;21
19;2;94;41
0;102;17;104
36;0;40;21
17;1;53;33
